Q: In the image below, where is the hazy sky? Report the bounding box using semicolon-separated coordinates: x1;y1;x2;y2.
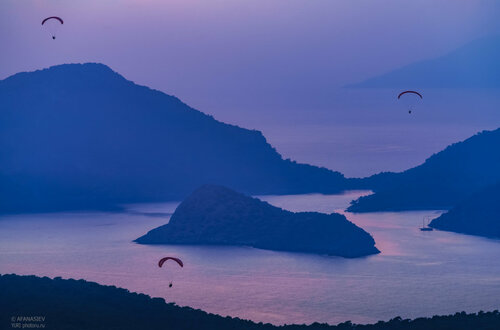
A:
2;0;500;176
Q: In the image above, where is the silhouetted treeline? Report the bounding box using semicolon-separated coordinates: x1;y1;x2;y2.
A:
2;274;500;330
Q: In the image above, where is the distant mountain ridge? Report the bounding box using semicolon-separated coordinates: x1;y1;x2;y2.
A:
348;35;500;88
136;184;379;258
348;128;500;212
0;63;348;213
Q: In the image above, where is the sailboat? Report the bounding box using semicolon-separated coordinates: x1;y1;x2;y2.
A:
420;216;433;231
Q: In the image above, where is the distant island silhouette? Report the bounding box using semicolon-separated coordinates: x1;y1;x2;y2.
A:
136;184;379;258
2;273;500;330
430;182;500;239
347;35;500;88
348;128;500;212
0;63;348;214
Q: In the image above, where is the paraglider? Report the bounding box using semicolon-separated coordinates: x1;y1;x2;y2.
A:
397;90;422;114
397;91;423;99
41;16;64;40
158;257;183;288
158;257;183;268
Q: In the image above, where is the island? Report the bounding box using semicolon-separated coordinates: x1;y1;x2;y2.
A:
135;184;379;258
429;182;500;239
2;273;500;330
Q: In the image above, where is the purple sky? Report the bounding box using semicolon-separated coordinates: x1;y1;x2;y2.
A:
2;0;500;176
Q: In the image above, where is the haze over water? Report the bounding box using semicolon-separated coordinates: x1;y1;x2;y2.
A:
2;192;500;325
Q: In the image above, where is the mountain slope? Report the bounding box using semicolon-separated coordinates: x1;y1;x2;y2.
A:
429;182;500;238
0;63;347;213
348;35;500;88
136;184;379;258
348;128;500;212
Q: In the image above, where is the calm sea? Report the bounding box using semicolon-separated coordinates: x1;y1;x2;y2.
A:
1;191;499;325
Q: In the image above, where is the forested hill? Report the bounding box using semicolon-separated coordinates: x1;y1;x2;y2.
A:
0;63;347;214
136;184;379;258
430;182;500;238
348;128;500;212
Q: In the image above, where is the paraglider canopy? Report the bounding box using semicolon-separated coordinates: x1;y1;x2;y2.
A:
158;257;183;268
41;16;64;40
397;90;423;114
158;257;183;288
41;16;64;25
397;91;422;99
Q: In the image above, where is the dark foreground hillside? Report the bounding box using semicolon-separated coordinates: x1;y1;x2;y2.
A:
1;274;500;330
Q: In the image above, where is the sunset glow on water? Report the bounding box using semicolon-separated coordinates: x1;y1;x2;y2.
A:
2;191;500;325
